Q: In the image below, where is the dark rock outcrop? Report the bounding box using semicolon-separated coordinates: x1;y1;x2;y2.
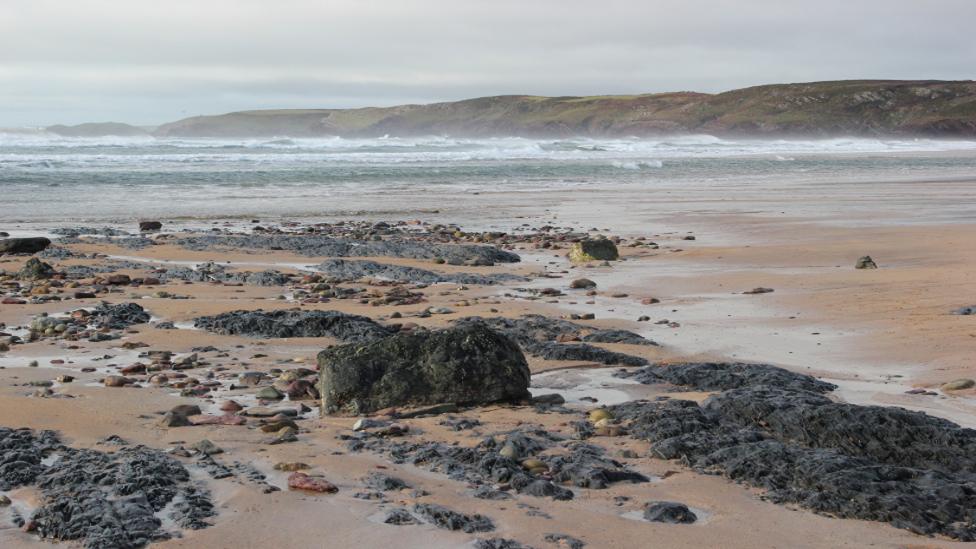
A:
456;315;653;366
175;234;521;264
316;258;526;285
90;302;151;329
0;237;51;255
319;322;531;414
194;309;393;343
0;428;214;549
609;362;976;541
18;258;57;280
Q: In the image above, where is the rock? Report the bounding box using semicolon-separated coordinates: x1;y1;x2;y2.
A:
455;315;653;366
412;503;494;532
18;258;56;280
189;414;247;426
353;418;386;431
954;306;976;315
544;533;586;549
105;274;132;285
384;508;419;525
316;258;525;285
0;494;10;506
190;439;223;455
273;462;309;472
611;364;976;540
175;234;520;264
569;278;597;289
287;472;338;493
0;428;215;545
240;406;299;418
139;221;162;232
255;386;284;400
568;238;619;263
319;322;531;415
643;501;697;524
743;287;774;295
588;409;613;423
90;302;150;329
0;237;51;255
941;379;975;391
103;375;131;387
158;411;192;427
855;255;878;269
219;400;243;412
532;393;566;406
194;309;393;343
475;539;534;549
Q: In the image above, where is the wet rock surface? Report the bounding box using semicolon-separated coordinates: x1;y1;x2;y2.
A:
0;237;52;255
194;308;393;343
90;302;152;330
316;258;526;285
173;234;521;264
456;315;652;366
616;361;836;393
411;503;495;532
643;501;697;524
157;262;293;286
319;322;531;414
346;425;646;502
0;428;214;548
609;362;976;540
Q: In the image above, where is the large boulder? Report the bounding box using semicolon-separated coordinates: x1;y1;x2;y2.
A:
0;237;51;255
318;322;531;415
568;238;619;263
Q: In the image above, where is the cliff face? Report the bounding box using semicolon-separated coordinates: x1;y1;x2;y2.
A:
152;80;976;138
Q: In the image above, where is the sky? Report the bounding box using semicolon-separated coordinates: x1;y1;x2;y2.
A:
2;0;974;127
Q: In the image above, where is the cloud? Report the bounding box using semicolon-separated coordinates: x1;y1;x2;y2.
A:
1;0;974;125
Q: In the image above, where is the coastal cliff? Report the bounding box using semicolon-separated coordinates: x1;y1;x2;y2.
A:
152;80;976;138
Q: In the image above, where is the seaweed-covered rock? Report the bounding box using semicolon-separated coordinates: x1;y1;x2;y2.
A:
90;302;151;330
568;238;618;263
316;258;526;285
456;315;653;366
194;309;393;343
158;262;291;286
412;503;494;532
175;234;521;264
18;258;57;280
0;237;51;255
0;428;214;549
609;362;976;541
643;501;697;524
319;322;530;414
616;362;836;393
855;255;878;269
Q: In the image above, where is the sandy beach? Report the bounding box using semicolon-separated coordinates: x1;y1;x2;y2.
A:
1;164;975;548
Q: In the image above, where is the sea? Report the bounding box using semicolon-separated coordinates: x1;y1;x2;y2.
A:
2;133;976;224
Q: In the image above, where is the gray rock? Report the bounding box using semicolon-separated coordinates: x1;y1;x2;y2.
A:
0;237;51;255
855;255;878;269
569;238;619;262
319;322;530;415
643;501;697;524
194;309;393;343
316;258;526;285
412;503;494;532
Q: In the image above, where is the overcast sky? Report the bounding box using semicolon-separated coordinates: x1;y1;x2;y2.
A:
2;0;974;126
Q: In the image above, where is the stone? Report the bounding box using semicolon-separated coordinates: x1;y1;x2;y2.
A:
103;375;131;387
643;501;697;524
569;278;597;289
588;409;613;423
568;238;619;263
273;462;309;472
194;309;393;343
255;386;284;400
190;439;223;456
18;258;56;280
412;503;494;532
532;393;566;406
941;379;975;391
855;255;878;269
139;221;163;232
287;472;338;493
0;237;51;255
319;322;531;415
743;287;774;295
